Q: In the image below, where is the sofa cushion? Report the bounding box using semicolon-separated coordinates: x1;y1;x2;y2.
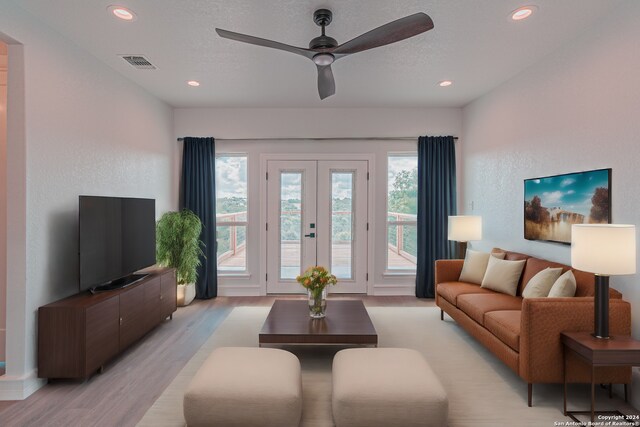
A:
548;270;577;297
457;293;523;325
522;267;564;298
459;250;505;285
480;257;526;296
484;311;521;352
437;282;493;306
492;248;530;262
520;257;569;295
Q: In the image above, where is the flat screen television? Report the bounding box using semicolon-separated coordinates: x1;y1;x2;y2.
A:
79;196;156;292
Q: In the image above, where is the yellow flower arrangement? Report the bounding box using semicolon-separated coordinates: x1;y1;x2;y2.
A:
296;266;337;292
297;266;337;317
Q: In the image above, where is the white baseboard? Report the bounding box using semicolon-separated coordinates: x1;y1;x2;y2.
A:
0;369;46;400
372;284;415;296
218;285;261;297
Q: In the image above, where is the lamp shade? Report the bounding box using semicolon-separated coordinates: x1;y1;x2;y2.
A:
571;224;636;275
448;216;482;242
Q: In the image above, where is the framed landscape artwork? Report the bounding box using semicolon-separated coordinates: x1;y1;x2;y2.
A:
524;168;611;244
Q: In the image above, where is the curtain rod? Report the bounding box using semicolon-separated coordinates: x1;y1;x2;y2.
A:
176;136;458;142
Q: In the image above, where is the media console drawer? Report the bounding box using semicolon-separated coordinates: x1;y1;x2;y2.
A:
37;267;176;379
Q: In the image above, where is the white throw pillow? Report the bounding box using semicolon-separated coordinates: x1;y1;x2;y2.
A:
547;270;577;298
480;257;526;296
522;267;564;298
459;250;506;285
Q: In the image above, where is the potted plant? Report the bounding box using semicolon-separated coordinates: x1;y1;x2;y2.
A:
156;209;204;306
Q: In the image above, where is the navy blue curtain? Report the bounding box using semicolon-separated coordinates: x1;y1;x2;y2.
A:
416;136;457;298
181;137;217;299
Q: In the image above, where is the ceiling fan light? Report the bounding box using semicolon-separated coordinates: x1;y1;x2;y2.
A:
313;53;335;66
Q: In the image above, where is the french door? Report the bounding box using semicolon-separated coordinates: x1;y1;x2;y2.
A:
266;160;368;293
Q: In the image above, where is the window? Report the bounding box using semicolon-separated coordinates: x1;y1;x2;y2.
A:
216;155;248;273
387;155;418;272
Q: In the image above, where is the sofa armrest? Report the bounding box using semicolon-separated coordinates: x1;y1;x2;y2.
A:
519;297;631;383
435;259;464;284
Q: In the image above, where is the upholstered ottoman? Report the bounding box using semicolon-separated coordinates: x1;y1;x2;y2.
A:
332;348;448;427
184;347;302;427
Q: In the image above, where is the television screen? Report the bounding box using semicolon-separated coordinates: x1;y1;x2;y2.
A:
524;168;611;244
79;196;156;291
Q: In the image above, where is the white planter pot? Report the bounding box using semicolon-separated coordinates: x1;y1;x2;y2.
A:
177;283;196;306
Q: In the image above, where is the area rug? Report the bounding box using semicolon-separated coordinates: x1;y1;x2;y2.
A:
137;306;630;426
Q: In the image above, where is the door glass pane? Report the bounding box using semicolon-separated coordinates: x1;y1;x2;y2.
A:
331;172;354;279
280;172;302;279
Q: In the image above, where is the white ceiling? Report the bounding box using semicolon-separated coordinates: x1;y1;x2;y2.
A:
12;0;624;108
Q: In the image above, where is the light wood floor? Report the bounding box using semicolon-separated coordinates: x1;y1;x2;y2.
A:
0;295;434;427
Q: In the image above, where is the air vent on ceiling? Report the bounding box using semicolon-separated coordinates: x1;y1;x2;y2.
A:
119;55;156;69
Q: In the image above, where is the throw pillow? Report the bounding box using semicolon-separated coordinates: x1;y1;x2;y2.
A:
459;250;506;285
547;270;577;298
522;267;564;298
480;257;526;296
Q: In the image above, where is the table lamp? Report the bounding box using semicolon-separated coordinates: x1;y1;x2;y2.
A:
448;215;482;259
571;224;636;339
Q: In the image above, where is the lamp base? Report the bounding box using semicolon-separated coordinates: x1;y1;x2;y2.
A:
458;241;468;259
593;275;610;339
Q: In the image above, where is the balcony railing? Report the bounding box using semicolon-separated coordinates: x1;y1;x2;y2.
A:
216;210;417;269
388;212;417;267
216;212;246;264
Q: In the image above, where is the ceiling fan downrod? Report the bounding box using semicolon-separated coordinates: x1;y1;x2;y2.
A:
310;9;337;65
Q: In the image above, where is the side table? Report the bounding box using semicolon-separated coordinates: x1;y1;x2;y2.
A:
561;331;640;423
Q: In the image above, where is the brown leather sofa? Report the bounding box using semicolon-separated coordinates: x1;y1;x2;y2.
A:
435;248;631;406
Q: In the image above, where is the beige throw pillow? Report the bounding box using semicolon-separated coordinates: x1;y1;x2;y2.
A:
547;270;577;298
459;250;506;285
522;267;564;298
480;257;526;296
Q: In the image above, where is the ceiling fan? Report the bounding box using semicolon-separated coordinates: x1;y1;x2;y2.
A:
216;9;434;100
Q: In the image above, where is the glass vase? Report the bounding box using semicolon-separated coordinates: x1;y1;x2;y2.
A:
308;287;328;319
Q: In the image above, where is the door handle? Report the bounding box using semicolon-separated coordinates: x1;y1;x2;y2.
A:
304;233;316;238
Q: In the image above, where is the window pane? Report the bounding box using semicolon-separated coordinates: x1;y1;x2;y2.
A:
387;224;417;271
216;155;248;272
387;155;418;271
280;172;302;279
331;172;354;279
217;225;246;271
387;156;418;216
216;156;247;219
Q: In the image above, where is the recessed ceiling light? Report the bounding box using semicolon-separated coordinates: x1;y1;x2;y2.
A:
187;80;201;87
510;6;537;21
438;80;453;87
107;5;137;21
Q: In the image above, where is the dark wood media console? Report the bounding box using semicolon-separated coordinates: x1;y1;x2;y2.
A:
38;267;177;379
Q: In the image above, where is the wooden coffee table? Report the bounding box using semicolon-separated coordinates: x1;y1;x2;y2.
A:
259;300;378;347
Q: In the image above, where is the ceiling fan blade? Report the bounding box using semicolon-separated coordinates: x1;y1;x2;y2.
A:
333;12;434;55
216;28;315;60
317;65;335;100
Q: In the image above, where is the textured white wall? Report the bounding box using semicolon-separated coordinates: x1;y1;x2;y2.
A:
175;107;462;295
0;3;177;398
174;108;462;140
462;0;640;403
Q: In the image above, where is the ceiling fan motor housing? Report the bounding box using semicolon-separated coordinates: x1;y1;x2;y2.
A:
313;9;332;27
